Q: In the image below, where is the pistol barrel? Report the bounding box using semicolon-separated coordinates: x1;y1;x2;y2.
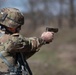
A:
46;27;58;33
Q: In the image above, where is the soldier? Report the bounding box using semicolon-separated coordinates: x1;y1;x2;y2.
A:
0;8;54;75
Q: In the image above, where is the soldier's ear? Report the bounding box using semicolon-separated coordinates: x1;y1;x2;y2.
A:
16;26;21;32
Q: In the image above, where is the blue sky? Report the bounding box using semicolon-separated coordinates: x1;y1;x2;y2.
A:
1;0;29;12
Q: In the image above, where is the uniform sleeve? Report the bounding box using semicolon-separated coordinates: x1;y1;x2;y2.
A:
26;37;45;51
4;34;45;52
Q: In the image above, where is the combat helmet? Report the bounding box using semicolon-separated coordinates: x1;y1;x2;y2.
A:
0;8;24;28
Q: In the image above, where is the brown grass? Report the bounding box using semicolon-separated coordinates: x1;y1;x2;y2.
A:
20;25;76;75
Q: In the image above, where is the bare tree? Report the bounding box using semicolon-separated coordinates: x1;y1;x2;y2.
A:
42;0;49;25
26;0;60;29
69;0;75;28
28;0;39;29
58;0;64;28
28;0;52;29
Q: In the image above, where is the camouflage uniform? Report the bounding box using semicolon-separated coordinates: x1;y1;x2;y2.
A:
0;32;44;75
0;8;45;75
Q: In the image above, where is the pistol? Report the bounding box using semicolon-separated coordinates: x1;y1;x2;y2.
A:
46;27;58;33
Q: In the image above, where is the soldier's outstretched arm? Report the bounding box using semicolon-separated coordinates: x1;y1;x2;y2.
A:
4;31;54;52
4;36;44;52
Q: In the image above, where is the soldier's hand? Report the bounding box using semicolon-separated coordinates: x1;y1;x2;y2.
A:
41;31;54;43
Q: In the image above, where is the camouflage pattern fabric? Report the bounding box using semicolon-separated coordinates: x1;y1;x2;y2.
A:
0;33;43;61
0;8;24;28
0;33;44;74
4;33;42;52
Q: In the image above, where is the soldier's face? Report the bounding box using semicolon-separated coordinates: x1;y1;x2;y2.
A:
7;27;16;33
6;25;21;33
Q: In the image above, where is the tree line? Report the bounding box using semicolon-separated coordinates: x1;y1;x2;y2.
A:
0;0;76;29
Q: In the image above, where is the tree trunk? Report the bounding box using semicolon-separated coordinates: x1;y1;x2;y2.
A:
69;0;75;28
58;0;63;28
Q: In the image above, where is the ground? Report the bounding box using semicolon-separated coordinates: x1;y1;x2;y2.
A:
21;26;76;75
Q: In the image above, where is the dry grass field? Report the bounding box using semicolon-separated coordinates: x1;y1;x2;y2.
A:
21;25;76;75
